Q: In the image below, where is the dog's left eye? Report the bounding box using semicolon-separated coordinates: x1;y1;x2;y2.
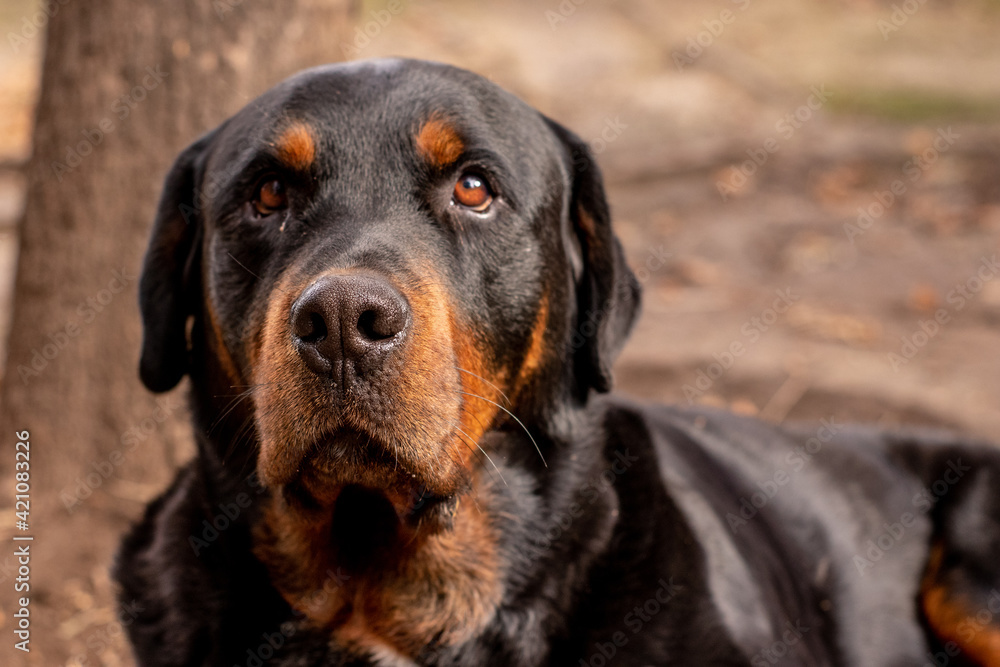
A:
452;173;493;212
253;178;287;217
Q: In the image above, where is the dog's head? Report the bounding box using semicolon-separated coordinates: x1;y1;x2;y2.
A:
139;57;639;528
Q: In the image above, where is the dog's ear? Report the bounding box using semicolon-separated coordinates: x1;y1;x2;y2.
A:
139;131;216;392
545;118;641;395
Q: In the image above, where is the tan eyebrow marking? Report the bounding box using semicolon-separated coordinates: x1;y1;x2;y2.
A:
415;114;464;168
274;122;316;171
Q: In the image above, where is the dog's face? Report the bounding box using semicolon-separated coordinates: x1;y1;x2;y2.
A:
139;58;639;526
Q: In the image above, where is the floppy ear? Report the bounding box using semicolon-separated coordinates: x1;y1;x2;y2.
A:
545;118;641;395
138;131;216;392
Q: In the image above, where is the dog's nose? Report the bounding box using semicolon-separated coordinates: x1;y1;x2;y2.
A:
290;275;410;378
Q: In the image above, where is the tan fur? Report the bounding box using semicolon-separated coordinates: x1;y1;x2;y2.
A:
416;114;464;168
512;291;549;399
247;261;549;658
274;122;316;171
253;472;502;658
921;544;1000;666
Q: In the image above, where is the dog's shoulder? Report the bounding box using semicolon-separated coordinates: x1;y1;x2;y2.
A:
596;397;947;664
116;463;220;664
116;464;302;665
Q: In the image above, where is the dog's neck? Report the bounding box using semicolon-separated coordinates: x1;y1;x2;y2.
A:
192;384;619;661
251;468;504;660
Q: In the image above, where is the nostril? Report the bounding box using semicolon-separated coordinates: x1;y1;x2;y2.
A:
301;312;328;343
291;301;329;344
357;310;383;341
290;275;410;378
357;308;403;341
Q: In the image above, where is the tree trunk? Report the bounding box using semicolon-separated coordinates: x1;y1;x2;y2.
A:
0;2;354;664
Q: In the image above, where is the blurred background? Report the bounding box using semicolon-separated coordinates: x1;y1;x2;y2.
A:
0;0;999;664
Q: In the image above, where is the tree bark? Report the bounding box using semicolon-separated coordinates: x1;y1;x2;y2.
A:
0;1;354;664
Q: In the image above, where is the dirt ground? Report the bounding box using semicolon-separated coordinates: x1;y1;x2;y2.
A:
2;0;1000;664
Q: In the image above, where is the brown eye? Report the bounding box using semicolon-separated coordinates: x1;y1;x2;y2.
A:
254;178;287;216
453;173;493;212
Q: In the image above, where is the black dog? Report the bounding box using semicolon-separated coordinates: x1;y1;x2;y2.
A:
117;58;1000;666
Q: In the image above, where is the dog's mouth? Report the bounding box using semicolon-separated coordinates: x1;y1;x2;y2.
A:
279;426;467;533
327;485;402;571
250;269;508;542
248;263;515;544
307;482;458;573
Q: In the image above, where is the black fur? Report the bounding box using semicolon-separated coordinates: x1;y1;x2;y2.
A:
117;59;1000;666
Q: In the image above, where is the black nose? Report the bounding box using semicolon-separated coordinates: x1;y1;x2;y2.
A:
290;275;410;379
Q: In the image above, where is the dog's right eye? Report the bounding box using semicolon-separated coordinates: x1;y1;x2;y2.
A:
452;172;493;212
253;178;287;217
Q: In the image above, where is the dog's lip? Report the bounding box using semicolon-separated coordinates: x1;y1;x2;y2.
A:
303;426;409;475
288;427;462;527
313;426;378;455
